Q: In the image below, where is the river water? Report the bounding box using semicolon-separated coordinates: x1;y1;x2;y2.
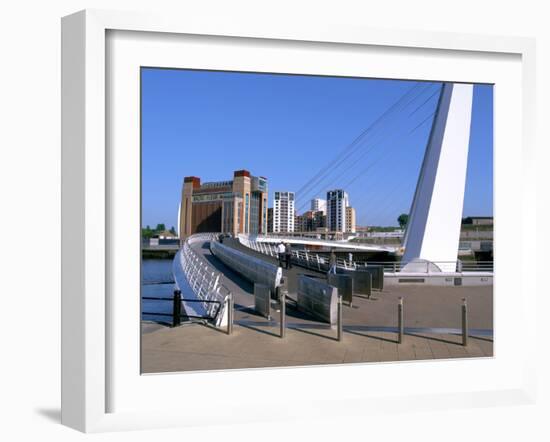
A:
141;258;175;324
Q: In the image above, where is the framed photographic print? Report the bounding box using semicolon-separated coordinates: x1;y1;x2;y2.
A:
61;9;537;432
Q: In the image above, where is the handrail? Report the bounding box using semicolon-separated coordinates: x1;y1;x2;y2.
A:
142;292;223;325
172;232;230;326
238;234;493;274
242;233;396;252
211;240;283;292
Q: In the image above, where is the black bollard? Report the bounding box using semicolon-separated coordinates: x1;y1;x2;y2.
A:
172;289;182;327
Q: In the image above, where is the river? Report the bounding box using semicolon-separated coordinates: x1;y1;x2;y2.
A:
141;258;175;324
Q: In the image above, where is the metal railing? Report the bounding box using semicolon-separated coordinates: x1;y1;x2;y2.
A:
238;234;493;274
142;291;223;325
211;240;283;292
172;233;232;327
242;233;396;252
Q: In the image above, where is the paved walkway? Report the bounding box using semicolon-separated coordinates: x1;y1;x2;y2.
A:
142;321;492;373
142;239;493;373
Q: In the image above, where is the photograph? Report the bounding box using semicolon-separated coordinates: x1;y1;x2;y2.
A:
140;67;494;373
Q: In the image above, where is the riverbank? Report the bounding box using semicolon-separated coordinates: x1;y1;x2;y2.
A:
142;249;177;259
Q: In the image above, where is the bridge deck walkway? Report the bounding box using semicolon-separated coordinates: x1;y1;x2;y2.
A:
221;238;326;295
190;238;326;328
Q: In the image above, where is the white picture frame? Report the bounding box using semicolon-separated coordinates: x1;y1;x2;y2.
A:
61;9;537;433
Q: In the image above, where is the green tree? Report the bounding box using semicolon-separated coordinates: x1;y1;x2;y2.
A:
142;225;154;239
169;226;177;235
155;223;166;232
397;213;409;229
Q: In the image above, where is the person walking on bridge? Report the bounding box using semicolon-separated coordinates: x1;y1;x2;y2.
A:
276;242;285;268
329;249;337;274
284;242;293;269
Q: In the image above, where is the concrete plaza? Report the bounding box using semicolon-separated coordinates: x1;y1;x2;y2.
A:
141;284;493;373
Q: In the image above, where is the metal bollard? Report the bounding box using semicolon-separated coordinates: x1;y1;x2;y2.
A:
398;297;404;344
462;298;468;346
279;288;286;339
227;293;234;335
172;289;182;327
337;294;343;342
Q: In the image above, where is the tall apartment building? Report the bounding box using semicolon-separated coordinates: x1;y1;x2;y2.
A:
326;189;350;232
273;191;295;233
310;198;327;215
345;206;357;234
179;170;268;238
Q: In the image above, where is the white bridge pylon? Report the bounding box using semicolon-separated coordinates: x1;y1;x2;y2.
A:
402;83;474;272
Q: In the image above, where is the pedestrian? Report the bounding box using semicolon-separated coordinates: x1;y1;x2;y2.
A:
276;241;285;268
285;242;292;269
329;249;337;274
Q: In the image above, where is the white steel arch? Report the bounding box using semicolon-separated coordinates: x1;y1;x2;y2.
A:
402;83;474;272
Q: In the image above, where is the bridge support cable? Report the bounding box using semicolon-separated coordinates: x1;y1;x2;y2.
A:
294;83;442;211
294;82;430;204
295;83;436;207
350;113;437;225
299;107;438;215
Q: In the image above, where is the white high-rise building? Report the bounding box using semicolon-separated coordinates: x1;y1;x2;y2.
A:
327;189;349;232
273;191;295;233
311;198;327;215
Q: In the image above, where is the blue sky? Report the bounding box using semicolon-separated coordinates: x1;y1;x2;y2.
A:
141;68;493;229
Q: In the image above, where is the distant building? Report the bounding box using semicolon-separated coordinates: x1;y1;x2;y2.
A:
295;210;326;232
154;230;178;240
462;216;494;226
179;170;268;238
311;198;327;215
355;226;369;234
345;206;356;234
469;216;493;226
326;189;349;232
267;207;274;233
273;191;295;233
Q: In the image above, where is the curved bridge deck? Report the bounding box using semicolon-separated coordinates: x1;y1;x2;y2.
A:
190;237;326;327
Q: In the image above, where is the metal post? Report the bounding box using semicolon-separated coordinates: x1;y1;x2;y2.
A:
227;293;234;335
398;297;404;344
337;294;343;342
279;288;286;339
172;289;182;327
462;298;468;346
